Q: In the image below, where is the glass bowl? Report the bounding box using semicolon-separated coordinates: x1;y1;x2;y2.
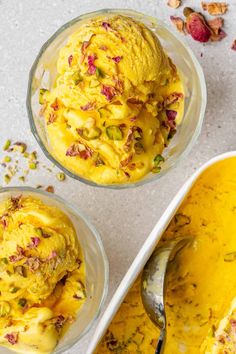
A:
0;187;109;354
27;9;207;189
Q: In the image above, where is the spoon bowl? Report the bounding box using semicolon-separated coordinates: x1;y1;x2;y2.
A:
141;237;190;353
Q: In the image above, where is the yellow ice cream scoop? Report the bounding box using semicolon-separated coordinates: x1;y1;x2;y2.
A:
40;14;184;185
0;195;86;354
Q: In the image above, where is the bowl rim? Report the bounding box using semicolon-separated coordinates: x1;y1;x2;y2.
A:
26;8;207;190
0;186;109;354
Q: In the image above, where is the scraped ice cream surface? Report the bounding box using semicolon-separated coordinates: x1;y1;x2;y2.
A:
40;14;184;185
0;195;86;354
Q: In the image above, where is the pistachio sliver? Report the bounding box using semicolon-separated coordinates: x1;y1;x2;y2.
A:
39;88;49;105
224;252;236;262
152;154;165;173
134;142;144;155
81;127;102;140
106;125;123;140
0;301;11;317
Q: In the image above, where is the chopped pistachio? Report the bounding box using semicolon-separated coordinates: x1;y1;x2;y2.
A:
0;301;11;317
23;152;29;158
96;67;105;78
1;258;8;265
9;286;19;294
13;142;27;154
4;156;11;163
56;172;66;182
3;139;11;151
106;126;123;140
35;227;43;237
72;71;82;85
134;142;144;155
19;176;25;182
39;88;49;105
18;298;27;307
4;174;11;184
29;162;37;170
29;151;37;161
15;265;27;278
152;154;165;173
78;127;102;140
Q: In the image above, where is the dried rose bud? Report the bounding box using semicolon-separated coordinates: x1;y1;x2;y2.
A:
186;12;212;42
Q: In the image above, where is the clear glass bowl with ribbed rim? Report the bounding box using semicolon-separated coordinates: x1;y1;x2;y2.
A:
27;9;207;189
0;187;109;354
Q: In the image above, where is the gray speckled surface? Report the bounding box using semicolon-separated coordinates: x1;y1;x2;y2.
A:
0;0;236;353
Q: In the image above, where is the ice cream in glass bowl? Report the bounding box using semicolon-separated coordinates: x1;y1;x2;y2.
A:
27;9;207;188
0;187;108;354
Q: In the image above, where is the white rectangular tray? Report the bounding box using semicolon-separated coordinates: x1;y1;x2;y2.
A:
87;151;236;354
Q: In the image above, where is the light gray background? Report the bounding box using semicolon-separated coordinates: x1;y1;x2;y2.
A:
0;0;236;353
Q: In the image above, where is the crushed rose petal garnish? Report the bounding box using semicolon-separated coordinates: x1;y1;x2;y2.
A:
100;45;108;51
87;54;97;75
48;250;57;260
80;102;95;111
101;85;116;101
4;332;18;345
112;56;122;63
102;22;111;30
25;257;41;272
68;55;73;67
28;237;40;249
50;99;59;111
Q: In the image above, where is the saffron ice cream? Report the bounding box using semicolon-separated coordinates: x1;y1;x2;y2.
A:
96;157;236;353
0;195;85;354
40;14;184;184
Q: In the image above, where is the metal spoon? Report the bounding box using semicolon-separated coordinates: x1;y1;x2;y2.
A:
141;238;190;354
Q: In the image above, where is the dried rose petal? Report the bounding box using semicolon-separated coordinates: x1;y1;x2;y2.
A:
47;113;56;125
102;22;111;31
0;215;8;228
101;85;116;101
25;257;40;272
66;144;80;157
100;45;108;51
68;55;73;66
186;12;212;42
201;1;228;15
112;56;122;63
170;16;185;33
211;28;226;41
167;0;181;8
28;237;40;249
87;54;97;75
208;17;224;33
164;92;184;106
55;315;66;331
231;40;236;51
4;332;18;345
80;102;95;111
120;154;133;168
166;110;177;121
9;255;19;263
50;98;59;111
48;250;57;260
80;150;92;160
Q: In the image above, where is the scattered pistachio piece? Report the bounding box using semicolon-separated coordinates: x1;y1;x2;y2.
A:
39;88;49;105
23;152;29;158
13;142;27;154
4;156;11;163
0;301;11;317
3;140;11;151
29;152;37;161
15;266;27;278
152;154;165;173
18;176;25;182
106;126;123;140
29;162;37;170
56;172;66;182
18;298;27;307
9;287;19;294
4;174;11;184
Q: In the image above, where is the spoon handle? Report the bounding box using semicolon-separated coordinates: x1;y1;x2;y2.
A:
155;329;166;354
